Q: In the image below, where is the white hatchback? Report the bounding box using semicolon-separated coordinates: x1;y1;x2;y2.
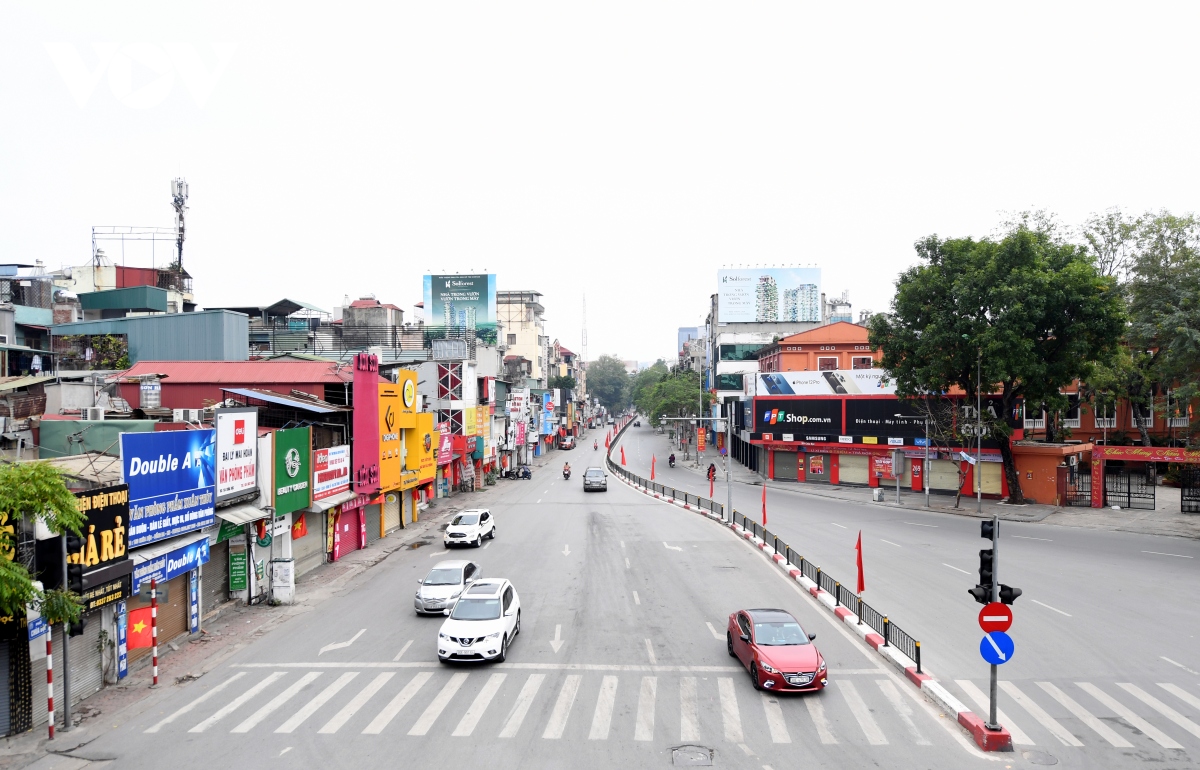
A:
437;579;521;663
443;509;496;548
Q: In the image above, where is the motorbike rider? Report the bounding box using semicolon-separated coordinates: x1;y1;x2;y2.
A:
563;462;571;477
707;463;717;481
593;440;598;450
669;453;676;467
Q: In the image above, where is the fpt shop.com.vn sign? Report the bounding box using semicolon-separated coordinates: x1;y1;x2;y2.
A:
120;431;216;548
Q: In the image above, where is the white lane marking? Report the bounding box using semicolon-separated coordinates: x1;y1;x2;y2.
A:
1031;599;1071;617
903;521;937;527
588;676;619;740
362;672;431;734
1118;683;1200;740
644;638;656;664
279;748;292;756
664;542;683;551
1000;681;1081;746
633;591;641;606
739;743;756;755
393;640;413;662
634;676;657;741
880;539;901;547
1143;550;1192;558
831;523;848;529
188;672;287;733
955;679;1032;745
562;544;570;556
1161;657;1200;676
408;672;469;735
236;661;742;672
1036;682;1132;747
943;563;971;575
452;673;506;737
878;679;931;745
805;694;837;744
680;677;700;742
429;549;447;558
761;696;791;743
549;624;564;654
1160;682;1200;711
1078;682;1182;749
543;675;582;739
146;672;248;733
498;674;545;738
1011;535;1052;541
275;672;358;733
484;543;491;549
232;672;323;733
537;499;541;503
620;540;625;549
718;677;744;743
318;672;394;734
319;629;366;655
706;621;723;641
840;679;887;745
625;557;630;569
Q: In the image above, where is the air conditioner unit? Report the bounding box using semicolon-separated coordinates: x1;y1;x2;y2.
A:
1068;455;1078;466
84;407;105;421
173;408;204;422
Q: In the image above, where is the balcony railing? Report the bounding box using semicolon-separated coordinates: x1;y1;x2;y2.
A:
248;323;497;361
1062;417;1081;429
1094;417;1116;429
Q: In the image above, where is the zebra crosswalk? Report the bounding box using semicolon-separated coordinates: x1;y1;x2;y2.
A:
952;678;1200;752
145;667;945;748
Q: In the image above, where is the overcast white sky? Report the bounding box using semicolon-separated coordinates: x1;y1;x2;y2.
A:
3;2;1198;363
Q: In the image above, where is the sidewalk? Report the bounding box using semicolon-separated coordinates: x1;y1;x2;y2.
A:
0;478;522;770
627;426;1200;539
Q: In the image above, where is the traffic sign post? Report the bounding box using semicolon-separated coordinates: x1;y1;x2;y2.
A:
978;602;1012;634
979;631;1014;665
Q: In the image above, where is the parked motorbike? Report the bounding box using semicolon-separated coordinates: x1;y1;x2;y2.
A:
519;466;532;480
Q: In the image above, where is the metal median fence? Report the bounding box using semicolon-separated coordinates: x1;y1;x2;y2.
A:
606;420;922;674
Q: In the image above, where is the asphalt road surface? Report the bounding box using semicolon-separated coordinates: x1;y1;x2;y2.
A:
74;435;1200;769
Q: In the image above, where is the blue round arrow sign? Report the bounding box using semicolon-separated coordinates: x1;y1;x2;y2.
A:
979;631;1015;665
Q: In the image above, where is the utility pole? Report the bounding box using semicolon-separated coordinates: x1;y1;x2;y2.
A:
977;350;983;514
924;417;930;508
987;515;999;729
726;403;733;523
60;536;71;733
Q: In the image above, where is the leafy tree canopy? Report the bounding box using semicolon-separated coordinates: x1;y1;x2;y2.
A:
587;355;631;410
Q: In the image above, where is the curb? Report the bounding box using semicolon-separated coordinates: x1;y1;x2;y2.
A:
611;446;1013;753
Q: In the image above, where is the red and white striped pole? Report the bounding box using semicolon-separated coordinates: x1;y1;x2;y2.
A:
151;578;159;687
46;634;54;740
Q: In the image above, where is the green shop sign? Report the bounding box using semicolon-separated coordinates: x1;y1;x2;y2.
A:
228;549;248;591
273;427;312;515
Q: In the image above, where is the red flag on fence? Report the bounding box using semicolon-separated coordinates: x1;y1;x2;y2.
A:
620;446;626;466
855;530;865;594
651;456;656;481
761;485;767;526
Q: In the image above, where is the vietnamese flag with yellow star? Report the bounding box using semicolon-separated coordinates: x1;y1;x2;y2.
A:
128;607;154;649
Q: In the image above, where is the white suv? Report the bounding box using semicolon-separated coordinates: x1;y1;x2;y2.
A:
437;579;521;663
443;509;496;548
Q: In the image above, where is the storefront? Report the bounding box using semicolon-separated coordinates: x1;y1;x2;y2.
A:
330;493;370;561
128;531;209;662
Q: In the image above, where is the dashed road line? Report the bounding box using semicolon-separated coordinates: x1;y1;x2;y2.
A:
1161;657;1200;676
903;522;938;527
1031;599;1071;617
1142;550;1192;558
942;563;971;575
1011;535;1052;541
644;639;657;665
831;523;848;529
880;539;901;547
633;591;641;605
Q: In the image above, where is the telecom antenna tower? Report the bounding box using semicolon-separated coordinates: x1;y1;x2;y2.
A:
171;178;188;269
581;293;588;364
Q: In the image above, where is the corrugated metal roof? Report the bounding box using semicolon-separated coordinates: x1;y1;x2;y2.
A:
0;374;55;392
223;387;348;413
121;360;355;384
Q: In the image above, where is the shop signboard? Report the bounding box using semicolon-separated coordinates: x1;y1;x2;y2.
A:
509;389;528;417
214;407;258;503
396;368;418;429
476;406;486;439
120;430;216;548
464;406;477;436
515;421;526;446
132;536;210;593
872;454;895;479
380;384;403;490
407;412;437;484
718;267;822;323
435;421;454;466
273;427;312;515
423;273;498;333
69;485;135;612
353;352;381;495
312;445;350;500
753;398;842;438
755;369;895;397
845;400;925;439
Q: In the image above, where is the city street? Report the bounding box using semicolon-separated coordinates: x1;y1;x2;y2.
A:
64;453;997;770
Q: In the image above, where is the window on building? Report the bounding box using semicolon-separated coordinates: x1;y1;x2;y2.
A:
718;344;762;361
817;356;838;371
715;373;744;391
851;356;873;370
1063;394;1081;428
1093;397;1116;429
507;334;517;345
1131;401;1154;429
1167;390;1189;428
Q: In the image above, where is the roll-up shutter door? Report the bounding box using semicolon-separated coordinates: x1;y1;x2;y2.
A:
0;641;9;736
202;539;230;618
774;452;798;481
981;462;1002;494
128;573;188;664
929;460;961;490
292;512;324;578
383;494;401;534
365;504;383;544
838;454;868;485
899;457;912;488
757;446;768;475
338;509;363;557
68;611;105;704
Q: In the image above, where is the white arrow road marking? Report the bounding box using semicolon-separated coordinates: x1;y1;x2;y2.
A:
562;544;571;556
550;624;564;653
664;542;683;551
320;629;366;655
984;634;1006;661
706;622;723;640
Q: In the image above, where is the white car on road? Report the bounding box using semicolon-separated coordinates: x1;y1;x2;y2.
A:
443;509;496;548
438;579;521;663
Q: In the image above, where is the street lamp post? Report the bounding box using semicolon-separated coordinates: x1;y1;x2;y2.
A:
977;350;982;514
924;417;930;508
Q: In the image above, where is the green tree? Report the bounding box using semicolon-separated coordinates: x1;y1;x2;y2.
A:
548;375;577;391
0;462;87;625
587;355;631;410
640;369;712;428
631;360;669;415
869;222;1126;503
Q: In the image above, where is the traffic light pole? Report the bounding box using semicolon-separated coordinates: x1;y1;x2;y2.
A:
60;536;72;733
987;513;999;731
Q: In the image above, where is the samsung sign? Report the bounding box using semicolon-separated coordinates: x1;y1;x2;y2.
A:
120;430;216;548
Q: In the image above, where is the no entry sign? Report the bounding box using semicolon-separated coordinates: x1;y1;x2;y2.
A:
978;602;1013;633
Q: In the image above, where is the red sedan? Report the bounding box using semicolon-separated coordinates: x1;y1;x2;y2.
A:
727;608;827;692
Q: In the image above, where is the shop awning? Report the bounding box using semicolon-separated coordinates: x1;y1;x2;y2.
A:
306;488;357;513
130;530;211;593
216;503;268;526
